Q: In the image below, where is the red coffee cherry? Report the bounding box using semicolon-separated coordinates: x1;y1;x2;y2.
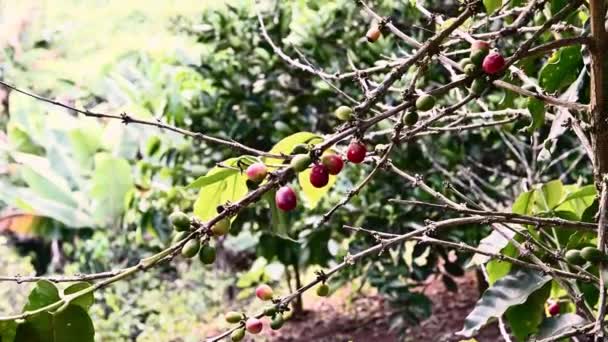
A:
309;164;329;188
245;317;263;334
347;141;367;164
275;186;297;212
246;163;267;183
255;284;274;301
366;26;381;42
548;301;560;316
482;52;505;74
321;154;344;175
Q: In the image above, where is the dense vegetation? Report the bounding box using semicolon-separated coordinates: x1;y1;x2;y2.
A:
0;0;606;341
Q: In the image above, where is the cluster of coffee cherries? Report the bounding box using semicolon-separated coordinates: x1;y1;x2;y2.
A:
245;126;367;212
564;246;606;266
223;281;331;340
169;211;230;264
460;40;506;94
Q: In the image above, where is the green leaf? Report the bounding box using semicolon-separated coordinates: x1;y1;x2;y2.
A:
264;190;289;236
535;313;587;340
483;0;502;14
505;282;551;341
63;282;94;310
186;168;236;190
457;269;551;338
193;158;248;221
526;98;546;132
539;46;583;93
0;320;17;342
23;280;60;311
468;229;513;267
512;190;534;215
537;180;564;212
15;305;95;342
89;153;134;225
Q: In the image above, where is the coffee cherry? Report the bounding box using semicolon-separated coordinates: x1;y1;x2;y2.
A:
199;245;216;264
548;301;560;316
334;106;353;121
230;328;246;342
291;144;309;155
482;52;505;75
181;239;200;258
321;154;344;175
366;26;381;42
316;284;330;297
263;306;278;317
415;94;436;111
347;141;367;164
459;58;472;69
225;311;244;324
270;313;284;330
246;163;267;183
276;186;297;212
471;40;490;53
211;217;231;236
169;211;190;231
403;111;419;126
310;164;330;188
464;64;477;76
256;284;274;301
245;317;263;334
470;78;488;95
291;154;311;173
565;249;585;265
171;231;189;245
581;246;604;262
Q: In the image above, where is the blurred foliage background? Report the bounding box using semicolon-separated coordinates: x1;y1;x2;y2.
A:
0;0;592;341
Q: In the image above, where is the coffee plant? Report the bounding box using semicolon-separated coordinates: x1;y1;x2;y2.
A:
1;0;608;341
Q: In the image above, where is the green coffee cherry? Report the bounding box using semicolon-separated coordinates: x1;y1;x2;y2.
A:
316;284;330;297
581;247;604;262
263;306;278;317
181;239;200;258
470;49;488;66
464;64;477;76
403;111;419;126
225;311;244;324
470;79;487;95
230;328;246;341
290;154;312;173
291;144;309;155
199;245;217;264
169;211;190;231
459;58;472;69
270;313;284;330
171;231;189;245
335;105;353;121
415;94;436;112
211;217;231;236
565;249;586;266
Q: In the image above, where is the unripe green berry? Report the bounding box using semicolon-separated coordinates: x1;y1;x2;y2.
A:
263;306;278;317
171;231;189;245
225;311;244;324
565;249;585;265
316;284;330;297
290;154;312;173
581;246;604;262
403;111;419;126
415;94;436;112
199;245;217;264
291;144;309;155
270;313;284;330
211;217;231;236
230;328;245;341
470;49;489;66
459;58;472;69
181;239;200;258
464;64;477;76
334;105;353;121
169;211;190;231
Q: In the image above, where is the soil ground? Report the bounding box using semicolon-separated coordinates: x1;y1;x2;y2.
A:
263;271;502;342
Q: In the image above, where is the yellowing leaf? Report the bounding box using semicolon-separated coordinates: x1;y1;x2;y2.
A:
264;132;322;167
298;169;336;209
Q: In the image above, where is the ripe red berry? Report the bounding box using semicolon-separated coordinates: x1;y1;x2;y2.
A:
245;317;263;334
347;142;367;164
309;164;330;188
482;52;505;74
366;26;381;42
246;163;267;183
548;301;560;316
321;154;344;175
275;186;297;212
255;284;274;301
